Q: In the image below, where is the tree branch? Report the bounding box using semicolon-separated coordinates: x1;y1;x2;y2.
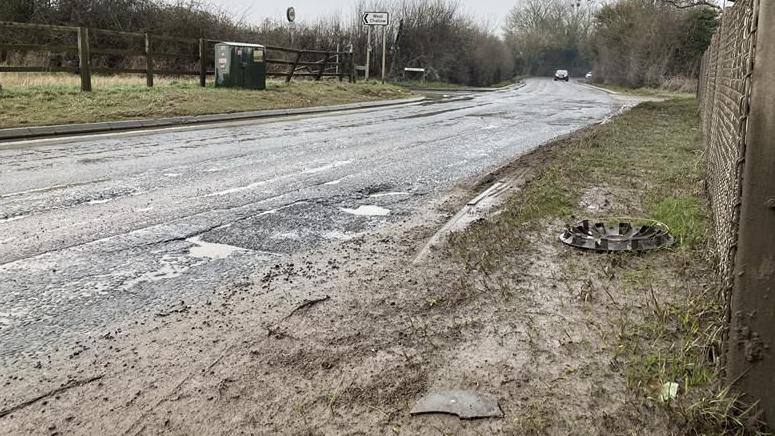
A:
658;0;722;10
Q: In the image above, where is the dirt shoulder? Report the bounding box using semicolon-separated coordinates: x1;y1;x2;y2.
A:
1;99;757;435
0;76;414;128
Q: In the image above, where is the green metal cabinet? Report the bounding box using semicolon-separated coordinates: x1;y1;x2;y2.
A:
214;42;266;90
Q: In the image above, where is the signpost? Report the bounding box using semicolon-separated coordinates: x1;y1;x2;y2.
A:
362;12;389;26
287;7;296;48
362;12;389;82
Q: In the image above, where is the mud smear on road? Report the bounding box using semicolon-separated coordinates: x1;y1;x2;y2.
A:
0;122;682;435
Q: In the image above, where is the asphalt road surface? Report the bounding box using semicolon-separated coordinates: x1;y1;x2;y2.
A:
0;78;619;368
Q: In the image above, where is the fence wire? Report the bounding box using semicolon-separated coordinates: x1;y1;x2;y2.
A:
698;0;759;289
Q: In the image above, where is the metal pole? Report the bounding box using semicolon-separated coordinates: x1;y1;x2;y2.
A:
365;25;371;81
381;26;386;83
727;0;775;423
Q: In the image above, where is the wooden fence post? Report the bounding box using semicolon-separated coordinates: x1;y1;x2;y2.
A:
350;50;356;83
286;51;302;83
144;33;154;87
199;38;207;87
77;27;92;92
315;54;327;81
727;0;775;423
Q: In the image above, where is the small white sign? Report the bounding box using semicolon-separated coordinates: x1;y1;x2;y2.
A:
362;12;389;26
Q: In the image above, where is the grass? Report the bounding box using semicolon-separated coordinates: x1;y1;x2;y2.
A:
591;82;696;99
446;98;768;434
0;73;414;128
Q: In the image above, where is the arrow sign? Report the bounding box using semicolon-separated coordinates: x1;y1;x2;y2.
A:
362;12;389;26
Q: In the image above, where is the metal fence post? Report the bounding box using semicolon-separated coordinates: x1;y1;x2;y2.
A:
144;33;154;87
77;27;92;92
727;0;775;423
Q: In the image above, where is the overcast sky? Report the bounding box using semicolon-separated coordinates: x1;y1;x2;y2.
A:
206;0;725;33
208;0;513;32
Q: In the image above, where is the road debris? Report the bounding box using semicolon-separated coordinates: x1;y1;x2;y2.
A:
414;169;532;263
560;219;674;252
282;295;331;320
155;301;190;317
0;375;104;418
410;390;503;419
659;382;679;402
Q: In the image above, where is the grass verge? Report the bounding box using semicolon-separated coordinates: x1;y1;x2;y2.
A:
589;82;696;99
447;98;767;434
0;73;414;128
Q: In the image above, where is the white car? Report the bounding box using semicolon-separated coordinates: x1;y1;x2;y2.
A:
554;70;569;81
585;72;593;79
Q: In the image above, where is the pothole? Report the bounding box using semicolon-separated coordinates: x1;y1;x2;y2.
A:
187;236;246;259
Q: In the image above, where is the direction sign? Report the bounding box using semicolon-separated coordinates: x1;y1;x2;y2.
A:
362;12;389;26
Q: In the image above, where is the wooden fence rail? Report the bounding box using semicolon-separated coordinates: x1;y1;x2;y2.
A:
0;21;357;91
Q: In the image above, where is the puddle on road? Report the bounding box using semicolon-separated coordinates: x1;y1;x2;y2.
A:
323;230;364;240
302;160;353;174
340;205;391;216
0;179;112;199
369;192;410;198
0;214;28;223
123;254;191;288
187;236;246;259
205;174;287;197
270;231;301;240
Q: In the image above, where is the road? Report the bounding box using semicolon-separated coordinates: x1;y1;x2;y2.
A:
0;78;619;368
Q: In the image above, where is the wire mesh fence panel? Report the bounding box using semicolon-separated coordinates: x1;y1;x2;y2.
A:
697;0;758;291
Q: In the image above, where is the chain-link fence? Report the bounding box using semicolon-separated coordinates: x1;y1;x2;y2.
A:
699;0;775;421
697;0;759;289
